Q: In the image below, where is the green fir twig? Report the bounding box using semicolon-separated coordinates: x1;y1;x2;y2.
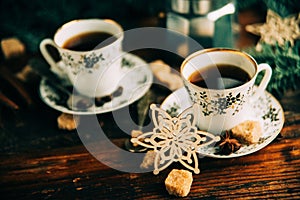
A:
245;41;300;98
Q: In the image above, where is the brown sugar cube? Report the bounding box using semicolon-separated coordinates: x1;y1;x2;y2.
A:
1;38;25;59
57;113;79;131
165;169;193;197
149;60;171;75
140;150;156;169
131;129;143;138
149;60;183;91
231;120;263;144
131;130;143;147
15;65;38;82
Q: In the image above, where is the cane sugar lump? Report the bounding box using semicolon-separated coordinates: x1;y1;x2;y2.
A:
165;169;193;197
140;150;156;169
149;60;183;91
131;130;143;147
231;120;262;144
57;113;79;131
1;38;25;58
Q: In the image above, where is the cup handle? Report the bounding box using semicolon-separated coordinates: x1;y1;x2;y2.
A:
250;63;272;102
40;39;59;67
39;39;65;75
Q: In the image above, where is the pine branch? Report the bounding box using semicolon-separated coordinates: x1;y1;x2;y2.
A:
263;0;300;17
245;41;300;98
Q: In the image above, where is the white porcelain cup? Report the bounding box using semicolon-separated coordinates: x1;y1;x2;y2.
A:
181;48;272;135
40;19;124;97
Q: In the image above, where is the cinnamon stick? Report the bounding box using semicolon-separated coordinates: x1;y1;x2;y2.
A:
0;91;19;110
0;66;33;106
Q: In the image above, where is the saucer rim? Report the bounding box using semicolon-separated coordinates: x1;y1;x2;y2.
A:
39;53;153;115
160;87;285;158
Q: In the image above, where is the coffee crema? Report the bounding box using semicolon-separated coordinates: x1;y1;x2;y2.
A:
62;31;117;51
188;64;251;89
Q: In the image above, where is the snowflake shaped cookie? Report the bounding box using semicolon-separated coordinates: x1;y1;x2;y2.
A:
131;104;220;175
246;9;300;48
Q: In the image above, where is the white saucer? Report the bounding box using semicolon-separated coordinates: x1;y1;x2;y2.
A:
161;87;285;158
39;53;153;115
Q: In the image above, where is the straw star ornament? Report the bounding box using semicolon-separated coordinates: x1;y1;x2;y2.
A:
246;9;300;49
131;104;220;175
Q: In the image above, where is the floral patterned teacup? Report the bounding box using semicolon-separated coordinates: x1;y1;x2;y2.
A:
181;48;272;134
40;19;123;97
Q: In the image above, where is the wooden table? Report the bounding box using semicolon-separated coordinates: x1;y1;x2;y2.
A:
1;9;300;200
1;89;300;199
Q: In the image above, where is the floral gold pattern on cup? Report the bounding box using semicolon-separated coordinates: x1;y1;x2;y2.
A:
184;80;253;116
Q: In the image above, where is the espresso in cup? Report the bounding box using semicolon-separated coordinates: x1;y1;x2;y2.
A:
188;63;251;89
181;48;272;134
62;31;118;51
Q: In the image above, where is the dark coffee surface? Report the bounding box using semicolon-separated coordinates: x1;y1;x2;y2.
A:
188;64;251;89
62;31;117;51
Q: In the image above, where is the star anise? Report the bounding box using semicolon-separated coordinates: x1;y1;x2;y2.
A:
215;131;241;155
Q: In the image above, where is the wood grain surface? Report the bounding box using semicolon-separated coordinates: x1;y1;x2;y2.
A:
1;88;300;199
1;131;299;199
